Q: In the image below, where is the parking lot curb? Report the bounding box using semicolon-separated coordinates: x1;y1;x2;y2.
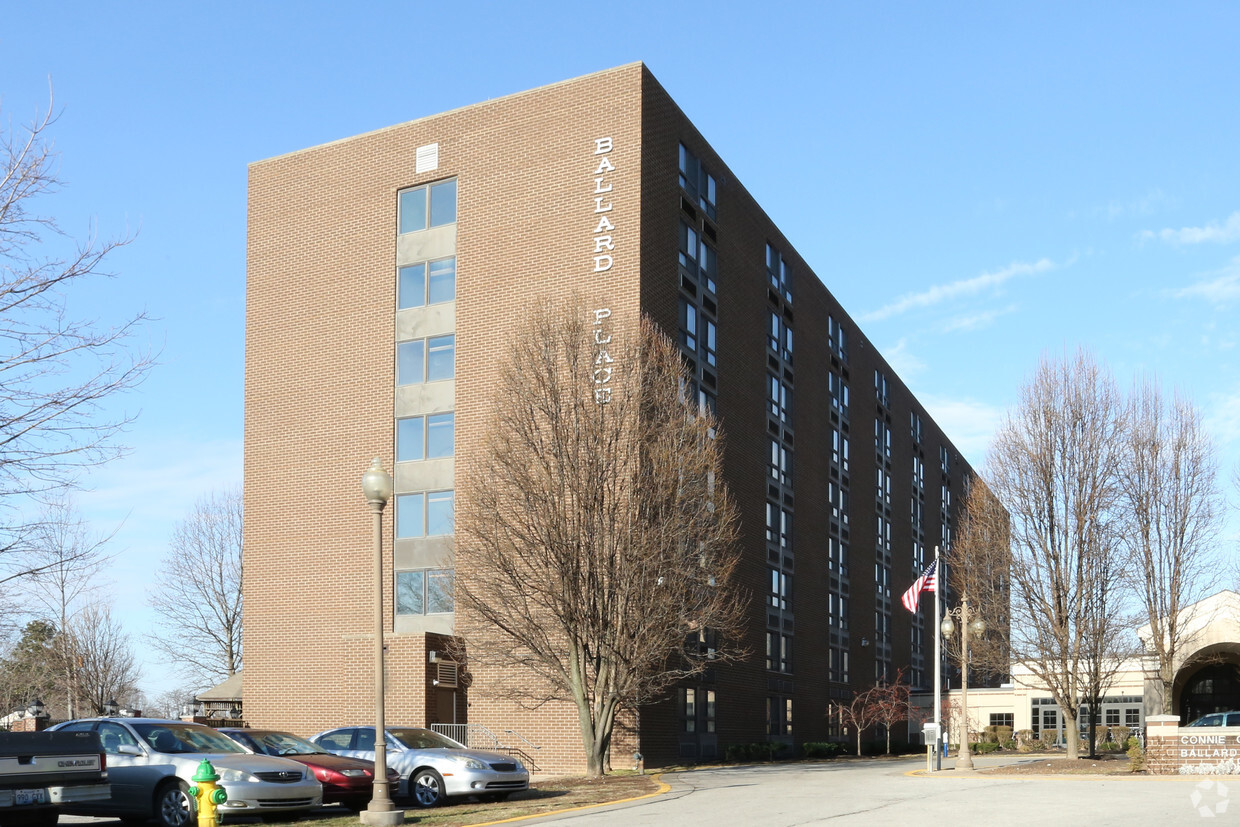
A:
462;773;672;826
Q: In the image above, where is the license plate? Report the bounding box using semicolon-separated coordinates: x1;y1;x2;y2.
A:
16;789;48;806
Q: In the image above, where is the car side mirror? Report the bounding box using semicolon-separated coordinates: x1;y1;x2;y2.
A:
117;744;144;756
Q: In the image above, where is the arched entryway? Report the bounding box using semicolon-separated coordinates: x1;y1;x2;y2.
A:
1177;661;1240;724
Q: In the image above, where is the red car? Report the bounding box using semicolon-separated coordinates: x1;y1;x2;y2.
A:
219;728;399;810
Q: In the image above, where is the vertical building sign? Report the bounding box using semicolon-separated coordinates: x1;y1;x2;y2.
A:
591;136;616;404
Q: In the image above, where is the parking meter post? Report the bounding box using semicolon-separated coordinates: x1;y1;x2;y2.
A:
188;759;228;827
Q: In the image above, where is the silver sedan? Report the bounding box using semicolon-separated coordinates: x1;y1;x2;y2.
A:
50;718;321;827
310;726;528;807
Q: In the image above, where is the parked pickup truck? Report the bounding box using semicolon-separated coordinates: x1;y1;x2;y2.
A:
0;730;110;826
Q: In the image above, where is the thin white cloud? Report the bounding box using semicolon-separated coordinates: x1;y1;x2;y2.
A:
917;395;1006;467
942;304;1019;333
881;338;926;382
862;259;1055;323
1140;211;1240;245
1098;188;1174;221
1170;257;1240;305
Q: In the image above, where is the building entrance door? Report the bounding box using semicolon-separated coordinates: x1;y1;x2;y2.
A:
1180;663;1240;724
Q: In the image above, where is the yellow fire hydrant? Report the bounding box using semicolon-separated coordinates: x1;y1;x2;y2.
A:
187;759;228;827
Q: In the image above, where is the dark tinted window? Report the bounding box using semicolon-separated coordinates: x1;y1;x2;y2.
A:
315;729;355;751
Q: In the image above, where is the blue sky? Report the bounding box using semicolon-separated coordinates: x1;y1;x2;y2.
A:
4;2;1238;700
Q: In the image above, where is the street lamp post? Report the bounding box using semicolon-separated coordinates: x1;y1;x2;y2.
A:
940;596;986;772
360;458;403;827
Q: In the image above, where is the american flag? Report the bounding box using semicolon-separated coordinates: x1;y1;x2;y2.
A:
900;560;937;613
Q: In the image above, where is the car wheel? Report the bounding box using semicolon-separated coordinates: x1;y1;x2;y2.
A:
154;779;194;827
411;768;446;808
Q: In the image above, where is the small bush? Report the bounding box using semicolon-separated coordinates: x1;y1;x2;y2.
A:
1015;730;1036;752
1002;739;1017;751
1126;736;1145;772
724;742;782;763
802;742;847;759
971;742;1001;754
995;726;1013;744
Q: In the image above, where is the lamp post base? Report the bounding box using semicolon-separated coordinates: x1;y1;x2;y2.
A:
360;806;406;827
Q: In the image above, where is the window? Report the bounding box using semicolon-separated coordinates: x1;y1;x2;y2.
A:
769;439;791;486
765;634;793;674
399;179;457;234
768;568;790;611
875;420;892;460
427;490;455;536
1105;708;1120;725
678;143;717;219
874;370;890;408
768;374;793;424
828;314;848;362
398;257;456;309
683;687;697;732
679;298;698;350
705;689;716;733
679;222;717;294
829;371;849;419
766;243;792;303
1125;708;1140;726
396;568;455;614
397;335;455;385
396;490;454;538
911;411;923;444
703;318;717;367
397;413;454;462
989;713;1014;729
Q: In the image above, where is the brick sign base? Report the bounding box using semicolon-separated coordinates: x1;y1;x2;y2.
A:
1145;715;1240;774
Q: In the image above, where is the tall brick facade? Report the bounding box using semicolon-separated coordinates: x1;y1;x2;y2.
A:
244;62;978;773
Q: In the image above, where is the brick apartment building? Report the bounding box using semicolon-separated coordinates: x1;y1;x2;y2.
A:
244;62;977;772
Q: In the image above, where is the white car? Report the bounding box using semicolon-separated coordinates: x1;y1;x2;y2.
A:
50;718;322;827
310;726;528;807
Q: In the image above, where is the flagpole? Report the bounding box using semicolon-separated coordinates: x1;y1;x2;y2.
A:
933;544;942;771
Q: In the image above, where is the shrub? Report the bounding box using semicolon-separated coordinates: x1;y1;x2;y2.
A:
972;742;1001;754
1015;729;1036;752
1126;737;1145;772
724;742;782;763
1038;730;1059;747
995;726;1013;744
802;742;846;759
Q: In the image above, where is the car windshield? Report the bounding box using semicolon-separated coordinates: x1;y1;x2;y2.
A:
1189;715;1222;727
132;723;247;754
389;728;463;750
247;731;328;756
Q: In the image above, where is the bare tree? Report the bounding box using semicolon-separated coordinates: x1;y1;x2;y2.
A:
454;301;745;776
838;684;885;756
987;350;1128;760
24;495;115;717
148;487;243;686
1121;380;1221;714
942;478;1011;681
0;92;152;573
70;603;139;715
867;667;912;754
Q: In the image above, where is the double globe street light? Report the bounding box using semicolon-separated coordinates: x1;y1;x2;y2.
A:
941;599;986;771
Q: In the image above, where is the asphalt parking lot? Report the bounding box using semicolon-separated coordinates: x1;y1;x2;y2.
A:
59;756;1231;827
520;756;1228;826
